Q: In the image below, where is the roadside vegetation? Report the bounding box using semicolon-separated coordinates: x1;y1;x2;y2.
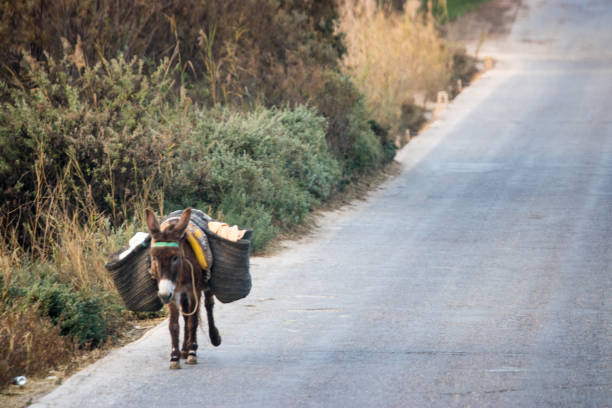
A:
428;0;494;22
339;0;480;138
0;0;481;390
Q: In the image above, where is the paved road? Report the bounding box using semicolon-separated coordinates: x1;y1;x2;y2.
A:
33;1;611;407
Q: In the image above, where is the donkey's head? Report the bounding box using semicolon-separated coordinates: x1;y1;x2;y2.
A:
145;208;192;304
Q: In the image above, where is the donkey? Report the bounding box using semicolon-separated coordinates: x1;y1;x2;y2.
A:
145;207;221;369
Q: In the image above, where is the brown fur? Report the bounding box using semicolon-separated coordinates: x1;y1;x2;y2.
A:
145;208;221;369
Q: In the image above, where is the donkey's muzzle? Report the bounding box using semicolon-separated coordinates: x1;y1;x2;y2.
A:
158;279;176;304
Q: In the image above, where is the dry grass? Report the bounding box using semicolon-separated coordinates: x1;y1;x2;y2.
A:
0;306;74;388
0;313;166;408
0;166;144;292
50;211;131;294
337;0;453;133
0;175;146;389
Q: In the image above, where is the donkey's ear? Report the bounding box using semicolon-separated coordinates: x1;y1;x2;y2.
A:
175;207;192;236
145;208;161;235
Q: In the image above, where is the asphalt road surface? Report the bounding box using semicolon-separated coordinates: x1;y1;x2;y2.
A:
33;1;611;407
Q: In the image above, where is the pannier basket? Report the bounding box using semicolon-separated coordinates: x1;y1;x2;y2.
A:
205;226;252;303
166;209;252;304
104;236;162;312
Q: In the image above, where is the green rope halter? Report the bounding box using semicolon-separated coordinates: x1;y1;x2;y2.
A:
152;242;179;248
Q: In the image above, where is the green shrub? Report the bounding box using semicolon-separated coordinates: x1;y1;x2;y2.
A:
340;100;388;176
423;0;493;22
168;106;341;250
0;255;123;349
22;265;123;348
0;1;392;177
0;217;137;388
0;52;188;246
0;50;390;255
368;119;397;165
307;71;392;176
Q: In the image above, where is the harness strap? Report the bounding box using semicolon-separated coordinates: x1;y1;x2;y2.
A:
181;258;200;317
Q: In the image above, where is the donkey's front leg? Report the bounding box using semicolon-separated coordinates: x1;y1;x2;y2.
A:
180;297;190;360
168;303;181;369
204;288;221;346
181;294;199;365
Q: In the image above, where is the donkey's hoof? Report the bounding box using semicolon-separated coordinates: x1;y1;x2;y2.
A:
185;355;197;365
169;361;181;370
211;331;222;347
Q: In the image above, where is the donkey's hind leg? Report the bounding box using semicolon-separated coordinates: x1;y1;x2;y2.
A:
180;295;191;360
204;288;221;346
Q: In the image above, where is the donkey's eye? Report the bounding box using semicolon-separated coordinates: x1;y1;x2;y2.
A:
171;255;179;264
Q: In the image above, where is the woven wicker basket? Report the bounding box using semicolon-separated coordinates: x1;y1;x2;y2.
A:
165;209;252;304
105;237;162;312
205;227;252;303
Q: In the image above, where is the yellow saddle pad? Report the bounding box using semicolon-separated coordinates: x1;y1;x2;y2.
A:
185;222;212;270
160;217;212;270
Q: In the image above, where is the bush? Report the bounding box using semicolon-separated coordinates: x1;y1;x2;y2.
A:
398;99;428;136
0;1;390;175
0;50;392;252
0;52;189;247
1;259;123;349
308;71;391;176
26;279;116;348
422;0;493;22
0;0;344;109
167;106;341;250
0;209;141;354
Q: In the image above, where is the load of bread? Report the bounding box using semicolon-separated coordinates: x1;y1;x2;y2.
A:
207;221;247;242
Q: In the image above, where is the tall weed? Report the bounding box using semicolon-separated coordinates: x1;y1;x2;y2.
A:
338;0;453;133
0;52;188;249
